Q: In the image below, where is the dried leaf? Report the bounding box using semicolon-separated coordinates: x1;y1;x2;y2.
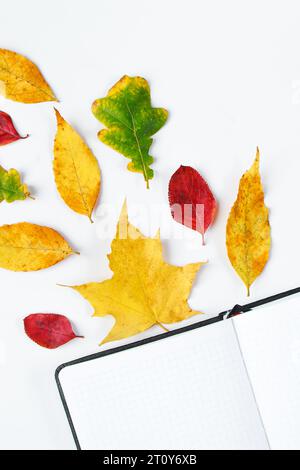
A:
0;165;30;203
226;148;271;295
24;314;82;349
53;109;101;222
168;165;217;244
70;202;203;344
0;222;75;271
0;49;57;103
0;111;28;145
92;75;168;188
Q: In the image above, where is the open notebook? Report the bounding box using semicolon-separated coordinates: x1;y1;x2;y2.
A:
56;290;300;450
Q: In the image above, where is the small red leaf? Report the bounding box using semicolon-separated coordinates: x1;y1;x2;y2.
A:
23;313;82;349
168;165;217;244
0;111;28;146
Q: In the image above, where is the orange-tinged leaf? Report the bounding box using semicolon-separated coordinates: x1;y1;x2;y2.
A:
0;49;57;103
226;148;271;295
53;109;101;222
0;222;75;271
69;202;203;344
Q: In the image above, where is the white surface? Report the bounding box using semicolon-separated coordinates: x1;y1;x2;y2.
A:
234;296;300;450
0;0;300;449
59;320;269;450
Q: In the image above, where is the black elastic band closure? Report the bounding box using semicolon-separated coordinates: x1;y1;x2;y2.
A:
218;286;300;320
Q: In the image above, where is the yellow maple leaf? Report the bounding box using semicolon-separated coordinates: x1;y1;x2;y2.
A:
226;148;271;295
0;222;76;271
53;109;101;222
0;49;57;103
71;202;203;344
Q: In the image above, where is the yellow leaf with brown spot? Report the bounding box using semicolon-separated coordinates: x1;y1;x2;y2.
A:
0;222;75;271
0;49;57;103
226;148;271;295
70;202;203;344
53;109;101;222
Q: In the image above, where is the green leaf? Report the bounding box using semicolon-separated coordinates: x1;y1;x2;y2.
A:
0;166;30;203
92;75;168;188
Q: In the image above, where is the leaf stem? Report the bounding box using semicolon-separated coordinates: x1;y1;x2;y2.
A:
156;322;169;332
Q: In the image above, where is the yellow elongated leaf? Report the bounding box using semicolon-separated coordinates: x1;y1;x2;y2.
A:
0;222;75;271
70;202;203;344
0;49;57;103
53;109;101;222
226;148;271;295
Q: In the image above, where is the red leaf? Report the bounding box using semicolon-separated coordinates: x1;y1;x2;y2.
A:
168;165;217;244
23;313;83;349
0;111;28;146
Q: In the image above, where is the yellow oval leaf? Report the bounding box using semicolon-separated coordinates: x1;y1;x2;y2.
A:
226;148;271;295
0;49;57;103
53;109;101;222
0;222;75;271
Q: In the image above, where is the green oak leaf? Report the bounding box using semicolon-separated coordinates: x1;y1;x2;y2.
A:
0;166;30;203
92;75;168;188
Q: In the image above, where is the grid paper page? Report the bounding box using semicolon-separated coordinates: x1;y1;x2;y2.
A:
59;319;269;450
234;295;300;450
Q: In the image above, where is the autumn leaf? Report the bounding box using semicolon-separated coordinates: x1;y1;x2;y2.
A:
53;109;101;222
0;222;76;271
24;314;82;349
92;75;168;188
0;49;57;103
226;148;271;295
0;165;30;203
168;165;217;244
69;202;203;344
0;111;28;145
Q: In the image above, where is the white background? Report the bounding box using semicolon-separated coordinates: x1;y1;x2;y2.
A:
0;0;300;449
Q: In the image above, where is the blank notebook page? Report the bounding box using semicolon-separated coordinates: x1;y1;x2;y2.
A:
234;295;300;450
58;319;269;450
